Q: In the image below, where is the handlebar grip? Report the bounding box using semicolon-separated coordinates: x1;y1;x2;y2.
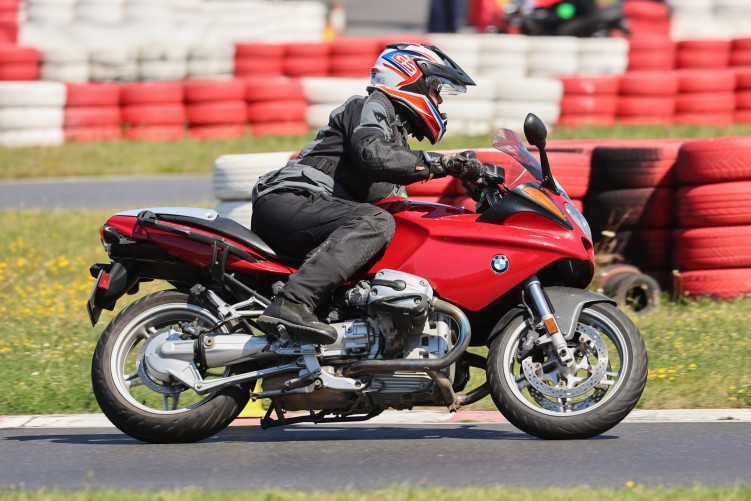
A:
446;158;463;173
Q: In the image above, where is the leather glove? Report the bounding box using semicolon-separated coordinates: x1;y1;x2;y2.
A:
421;151;448;180
442;150;484;181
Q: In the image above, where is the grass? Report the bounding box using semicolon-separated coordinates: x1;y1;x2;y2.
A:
2;123;751;179
0;210;749;415
1;485;750;501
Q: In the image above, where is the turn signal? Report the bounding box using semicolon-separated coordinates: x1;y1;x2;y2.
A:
521;186;567;222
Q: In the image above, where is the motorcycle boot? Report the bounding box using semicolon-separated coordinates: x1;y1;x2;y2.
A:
257;295;338;345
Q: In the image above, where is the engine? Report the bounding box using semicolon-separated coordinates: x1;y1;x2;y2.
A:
264;270;457;411
319;270;456;409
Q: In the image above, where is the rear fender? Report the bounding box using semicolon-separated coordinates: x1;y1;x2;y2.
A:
87;261;140;326
487;286;615;345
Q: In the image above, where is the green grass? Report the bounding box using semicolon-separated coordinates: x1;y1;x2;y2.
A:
2;124;751;180
1;485;750;501
0;210;749;415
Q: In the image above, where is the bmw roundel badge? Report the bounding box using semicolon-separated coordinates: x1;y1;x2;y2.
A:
490;255;510;274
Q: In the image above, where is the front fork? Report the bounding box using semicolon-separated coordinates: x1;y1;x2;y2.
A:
522;276;575;368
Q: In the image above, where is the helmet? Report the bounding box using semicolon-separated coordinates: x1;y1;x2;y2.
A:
369;43;475;144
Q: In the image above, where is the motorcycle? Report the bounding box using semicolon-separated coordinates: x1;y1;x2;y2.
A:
88;114;648;443
504;0;628;37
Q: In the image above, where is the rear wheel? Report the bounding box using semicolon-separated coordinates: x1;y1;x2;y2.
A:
487;303;647;439
91;290;252;443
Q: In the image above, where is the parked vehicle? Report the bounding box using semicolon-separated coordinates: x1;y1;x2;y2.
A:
505;0;628;37
88;114;648;443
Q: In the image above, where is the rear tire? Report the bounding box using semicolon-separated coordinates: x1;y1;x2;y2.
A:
487;303;647;439
91;290;251;443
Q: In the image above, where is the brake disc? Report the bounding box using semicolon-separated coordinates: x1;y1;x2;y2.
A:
521;324;609;400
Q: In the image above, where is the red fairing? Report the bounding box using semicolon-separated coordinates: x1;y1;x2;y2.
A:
104;215;296;274
364;197;594;312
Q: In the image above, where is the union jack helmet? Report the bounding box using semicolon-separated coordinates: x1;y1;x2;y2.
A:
369;43;475;144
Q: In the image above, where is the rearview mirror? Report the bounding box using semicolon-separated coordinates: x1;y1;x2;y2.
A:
523;113;548;149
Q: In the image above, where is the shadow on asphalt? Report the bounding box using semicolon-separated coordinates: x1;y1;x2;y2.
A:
3;424;619;445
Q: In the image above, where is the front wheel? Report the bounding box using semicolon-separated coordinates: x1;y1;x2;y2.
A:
91;290;252;443
487;303;647;439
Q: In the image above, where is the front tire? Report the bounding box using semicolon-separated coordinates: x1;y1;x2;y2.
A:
487;303;647;439
91;290;251;443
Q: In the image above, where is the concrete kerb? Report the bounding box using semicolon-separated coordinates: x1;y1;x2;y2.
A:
2;409;750;429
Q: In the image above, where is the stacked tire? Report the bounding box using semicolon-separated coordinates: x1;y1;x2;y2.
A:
302;77;366;130
576;38;629;76
41;47;89;83
214;151;296;226
234;43;284;78
478;34;528;78
673;137;751;298
184;79;246;140
187;44;234;80
329;37;379;78
0;0;19;43
674;68;736;126
0;81;65;147
623;0;671;37
283;42;329;78
0;45;40;81
494;76;563;131
441;76;495;137
676;39;731;70
627;36;675;72
120;81;184;141
137;45;187;82
558;75;619;127
526;36;578;78
617;70;677;125
246;76;308;137
735;67;751;123
89;47;137;83
64;83;121;142
585;140;682;282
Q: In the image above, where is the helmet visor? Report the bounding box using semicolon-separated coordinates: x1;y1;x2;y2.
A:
426;75;466;96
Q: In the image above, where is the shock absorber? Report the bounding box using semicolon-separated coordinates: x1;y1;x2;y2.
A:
522;276;575;367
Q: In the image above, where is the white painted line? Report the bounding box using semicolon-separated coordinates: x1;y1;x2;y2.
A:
2;409;750;430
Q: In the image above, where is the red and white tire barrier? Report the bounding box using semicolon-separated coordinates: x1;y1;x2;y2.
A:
63;82;121;143
184;79;246;140
617;71;677;125
120;81;184;141
558;75;619;127
246;76;308;138
0;45;40;81
673;136;751;298
0;81;65;147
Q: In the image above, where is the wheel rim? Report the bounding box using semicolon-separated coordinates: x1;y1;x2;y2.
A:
502;308;629;416
109;302;228;415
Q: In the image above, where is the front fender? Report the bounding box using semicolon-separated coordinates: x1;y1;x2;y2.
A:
487;286;616;345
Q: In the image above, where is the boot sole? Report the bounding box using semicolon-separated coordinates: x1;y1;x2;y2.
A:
257;314;338;345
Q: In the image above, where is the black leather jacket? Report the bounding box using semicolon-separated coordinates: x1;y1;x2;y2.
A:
252;89;432;204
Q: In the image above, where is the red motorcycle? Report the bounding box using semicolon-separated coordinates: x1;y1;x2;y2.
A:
89;114;647;443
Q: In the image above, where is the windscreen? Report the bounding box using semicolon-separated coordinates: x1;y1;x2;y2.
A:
492;128;545;189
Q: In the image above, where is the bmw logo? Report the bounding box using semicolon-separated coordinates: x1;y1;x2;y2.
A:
490;255;510;274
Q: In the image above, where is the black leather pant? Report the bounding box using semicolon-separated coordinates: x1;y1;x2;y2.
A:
251;189;396;310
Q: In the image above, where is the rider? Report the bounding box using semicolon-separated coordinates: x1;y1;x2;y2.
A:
251;43;492;345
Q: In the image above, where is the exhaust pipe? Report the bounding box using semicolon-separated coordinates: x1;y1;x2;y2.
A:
342;298;471;377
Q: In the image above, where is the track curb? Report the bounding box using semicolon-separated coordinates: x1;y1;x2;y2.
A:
2;409;750;429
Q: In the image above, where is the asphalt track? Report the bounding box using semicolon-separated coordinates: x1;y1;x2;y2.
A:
1;410;749;491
